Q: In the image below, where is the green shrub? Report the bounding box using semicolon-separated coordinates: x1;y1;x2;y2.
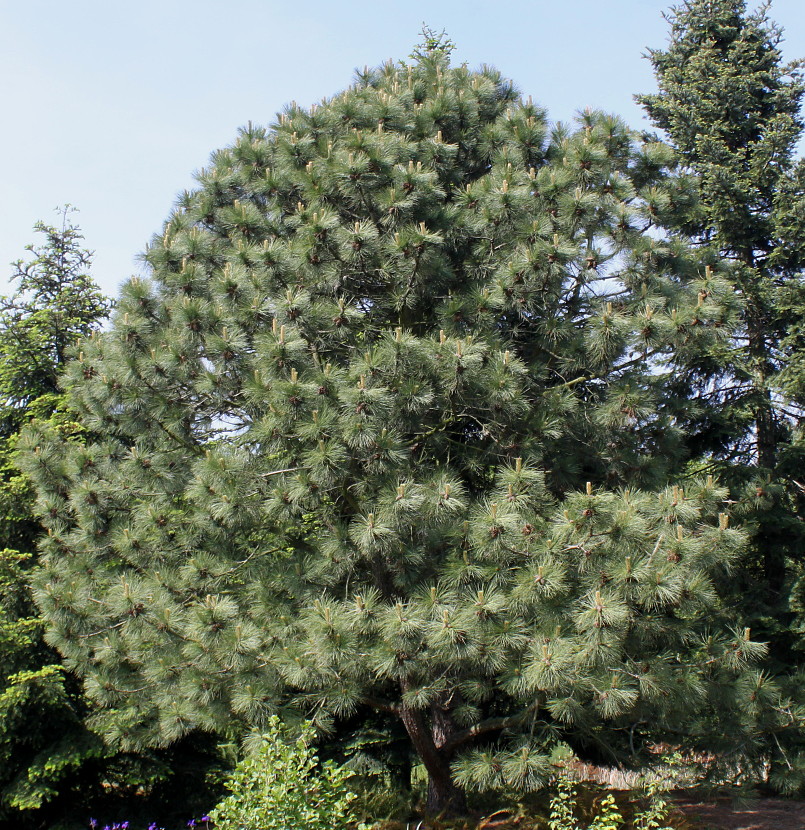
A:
632;780;674;830
588;794;624;830
548;777;583;830
209;716;364;830
548;777;673;830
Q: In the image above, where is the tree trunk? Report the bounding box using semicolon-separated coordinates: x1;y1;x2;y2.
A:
426;767;466;815
398;685;467;816
427;702;467;814
755;389;776;472
740;270;775;469
745;306;789;601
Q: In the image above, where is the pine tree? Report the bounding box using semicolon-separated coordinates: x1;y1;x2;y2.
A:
19;38;784;813
638;0;805;601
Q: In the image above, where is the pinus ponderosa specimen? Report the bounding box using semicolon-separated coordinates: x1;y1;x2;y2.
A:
20;37;778;813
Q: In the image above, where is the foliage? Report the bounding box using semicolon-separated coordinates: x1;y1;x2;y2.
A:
639;0;805;787
547;777;672;830
0;209;114;827
589;794;624;830
632;779;673;830
548;777;582;830
209;716;363;830
409;26;456;63
18;43;789;816
638;0;805;594
0;546;106;817
1;214;221;829
334;718;413;823
0;206;112;435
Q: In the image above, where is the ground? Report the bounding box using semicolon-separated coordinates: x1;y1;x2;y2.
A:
673;796;805;830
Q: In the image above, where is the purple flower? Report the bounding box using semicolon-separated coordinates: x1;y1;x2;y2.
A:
89;820;97;829
201;818;211;824
148;824;158;830
187;821;196;828
122;824;129;830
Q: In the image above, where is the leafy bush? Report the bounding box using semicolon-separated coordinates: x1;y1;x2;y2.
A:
209;716;364;830
548;777;673;830
548;777;582;830
632;779;674;830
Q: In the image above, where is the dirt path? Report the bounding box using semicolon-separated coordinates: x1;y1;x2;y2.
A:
673;797;805;830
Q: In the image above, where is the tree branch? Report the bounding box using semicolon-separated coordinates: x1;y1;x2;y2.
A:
441;697;542;753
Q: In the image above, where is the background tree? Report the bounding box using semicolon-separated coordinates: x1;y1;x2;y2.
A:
20;41;787;814
0;208;113;826
0;207;112;433
0;213;236;830
1;212;233;828
638;0;805;621
638;0;805;792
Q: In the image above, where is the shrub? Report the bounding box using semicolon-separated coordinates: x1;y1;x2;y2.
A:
209;716;364;830
547;777;673;830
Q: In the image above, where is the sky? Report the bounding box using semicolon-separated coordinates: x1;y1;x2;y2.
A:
1;0;803;300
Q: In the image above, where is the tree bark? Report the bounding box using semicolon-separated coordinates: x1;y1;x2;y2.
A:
427;702;467;814
754;385;777;472
745;296;787;594
397;685;467;816
425;768;466;816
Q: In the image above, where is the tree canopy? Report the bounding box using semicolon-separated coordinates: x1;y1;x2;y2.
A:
639;0;805;669
0;207;112;436
19;39;786;813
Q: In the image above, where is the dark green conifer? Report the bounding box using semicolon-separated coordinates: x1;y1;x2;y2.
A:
20;39;784;812
1;208;112;434
639;0;805;791
638;0;805;593
0;210;111;826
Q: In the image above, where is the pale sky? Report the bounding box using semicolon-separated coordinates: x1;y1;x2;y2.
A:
1;0;803;299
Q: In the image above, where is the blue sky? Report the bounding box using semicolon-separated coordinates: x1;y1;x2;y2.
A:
1;0;803;299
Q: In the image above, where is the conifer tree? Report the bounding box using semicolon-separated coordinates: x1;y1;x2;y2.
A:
1;207;112;434
638;0;805;790
20;38;784;813
1;215;229;826
638;0;805;602
0;210;112;826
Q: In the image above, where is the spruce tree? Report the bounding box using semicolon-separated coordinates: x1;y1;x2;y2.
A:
20;38;783;813
638;0;805;601
0;210;112;826
1;207;112;434
638;0;805;790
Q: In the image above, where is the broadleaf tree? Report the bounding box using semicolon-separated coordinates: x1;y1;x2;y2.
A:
20;40;786;813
